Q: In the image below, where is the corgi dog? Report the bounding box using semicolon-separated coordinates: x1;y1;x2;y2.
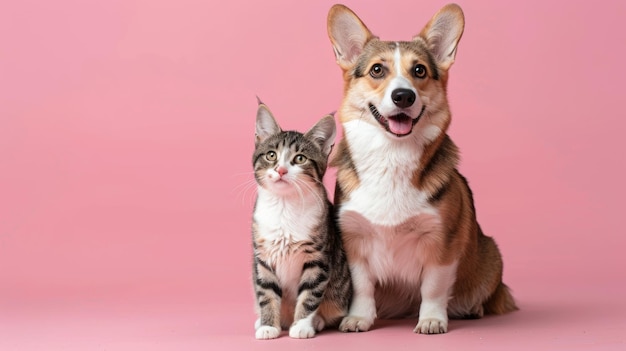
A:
326;3;517;334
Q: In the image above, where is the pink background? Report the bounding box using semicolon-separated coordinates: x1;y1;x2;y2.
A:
1;0;625;350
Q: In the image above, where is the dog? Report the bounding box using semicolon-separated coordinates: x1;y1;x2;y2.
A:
326;3;517;334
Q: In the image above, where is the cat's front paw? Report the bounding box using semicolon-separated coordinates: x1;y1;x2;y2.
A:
414;318;448;334
255;326;280;340
289;319;316;339
339;315;374;332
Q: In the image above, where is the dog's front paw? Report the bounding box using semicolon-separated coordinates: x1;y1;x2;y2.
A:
339;315;374;332
255;326;280;340
414;318;448;334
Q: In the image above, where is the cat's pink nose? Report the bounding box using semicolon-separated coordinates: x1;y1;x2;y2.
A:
277;167;288;177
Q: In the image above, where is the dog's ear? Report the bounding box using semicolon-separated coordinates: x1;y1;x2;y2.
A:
255;103;281;145
415;4;465;71
305;115;336;157
327;4;374;70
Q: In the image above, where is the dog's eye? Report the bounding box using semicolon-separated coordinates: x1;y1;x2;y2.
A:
265;151;277;161
293;154;307;164
369;64;385;79
413;64;427;79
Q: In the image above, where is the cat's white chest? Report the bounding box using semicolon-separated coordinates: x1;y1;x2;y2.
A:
255;191;321;303
254;191;320;245
254;189;321;282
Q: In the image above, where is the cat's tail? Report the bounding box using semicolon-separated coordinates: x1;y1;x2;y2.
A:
483;282;518;315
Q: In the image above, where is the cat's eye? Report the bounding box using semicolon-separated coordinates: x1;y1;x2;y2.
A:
369;63;385;79
413;64;427;79
293;154;307;164
265;151;277;161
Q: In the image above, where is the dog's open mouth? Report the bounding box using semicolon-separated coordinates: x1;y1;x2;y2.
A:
369;104;425;137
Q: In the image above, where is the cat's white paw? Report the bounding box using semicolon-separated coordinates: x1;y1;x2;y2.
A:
255;326;280;340
414;318;448;334
339;315;373;332
289;319;316;339
254;318;261;330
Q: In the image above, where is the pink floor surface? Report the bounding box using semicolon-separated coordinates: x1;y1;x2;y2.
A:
2;278;625;350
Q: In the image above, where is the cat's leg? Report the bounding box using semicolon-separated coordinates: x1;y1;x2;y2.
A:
254;260;283;340
289;260;330;338
339;261;376;332
315;246;353;330
414;261;458;334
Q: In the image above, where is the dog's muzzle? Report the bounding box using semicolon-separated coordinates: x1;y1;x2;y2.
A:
369;103;425;137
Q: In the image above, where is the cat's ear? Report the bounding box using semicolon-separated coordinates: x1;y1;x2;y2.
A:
256;103;281;145
306;115;336;157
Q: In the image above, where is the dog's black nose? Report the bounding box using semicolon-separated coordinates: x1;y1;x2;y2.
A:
391;88;416;108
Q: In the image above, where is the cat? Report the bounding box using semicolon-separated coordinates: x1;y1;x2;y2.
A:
251;102;352;339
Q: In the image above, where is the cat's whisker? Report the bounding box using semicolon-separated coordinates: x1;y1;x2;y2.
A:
232;172;254;186
295;178;325;212
289;178;307;210
295;179;309;211
308;177;332;204
232;171;258;204
233;171;263;206
309;176;327;188
232;177;256;192
234;178;259;206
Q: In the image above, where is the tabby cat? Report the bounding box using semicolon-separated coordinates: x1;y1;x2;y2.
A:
251;102;352;339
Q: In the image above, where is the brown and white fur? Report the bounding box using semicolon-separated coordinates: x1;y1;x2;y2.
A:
327;3;517;334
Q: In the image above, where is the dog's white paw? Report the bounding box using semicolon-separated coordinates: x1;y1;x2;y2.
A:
414;318;448;334
289;318;316;339
339;315;374;332
255;326;280;340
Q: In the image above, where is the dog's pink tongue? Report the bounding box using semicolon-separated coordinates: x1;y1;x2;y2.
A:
388;115;413;135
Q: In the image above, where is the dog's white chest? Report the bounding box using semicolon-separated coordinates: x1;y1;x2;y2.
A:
338;121;444;283
340;121;438;226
